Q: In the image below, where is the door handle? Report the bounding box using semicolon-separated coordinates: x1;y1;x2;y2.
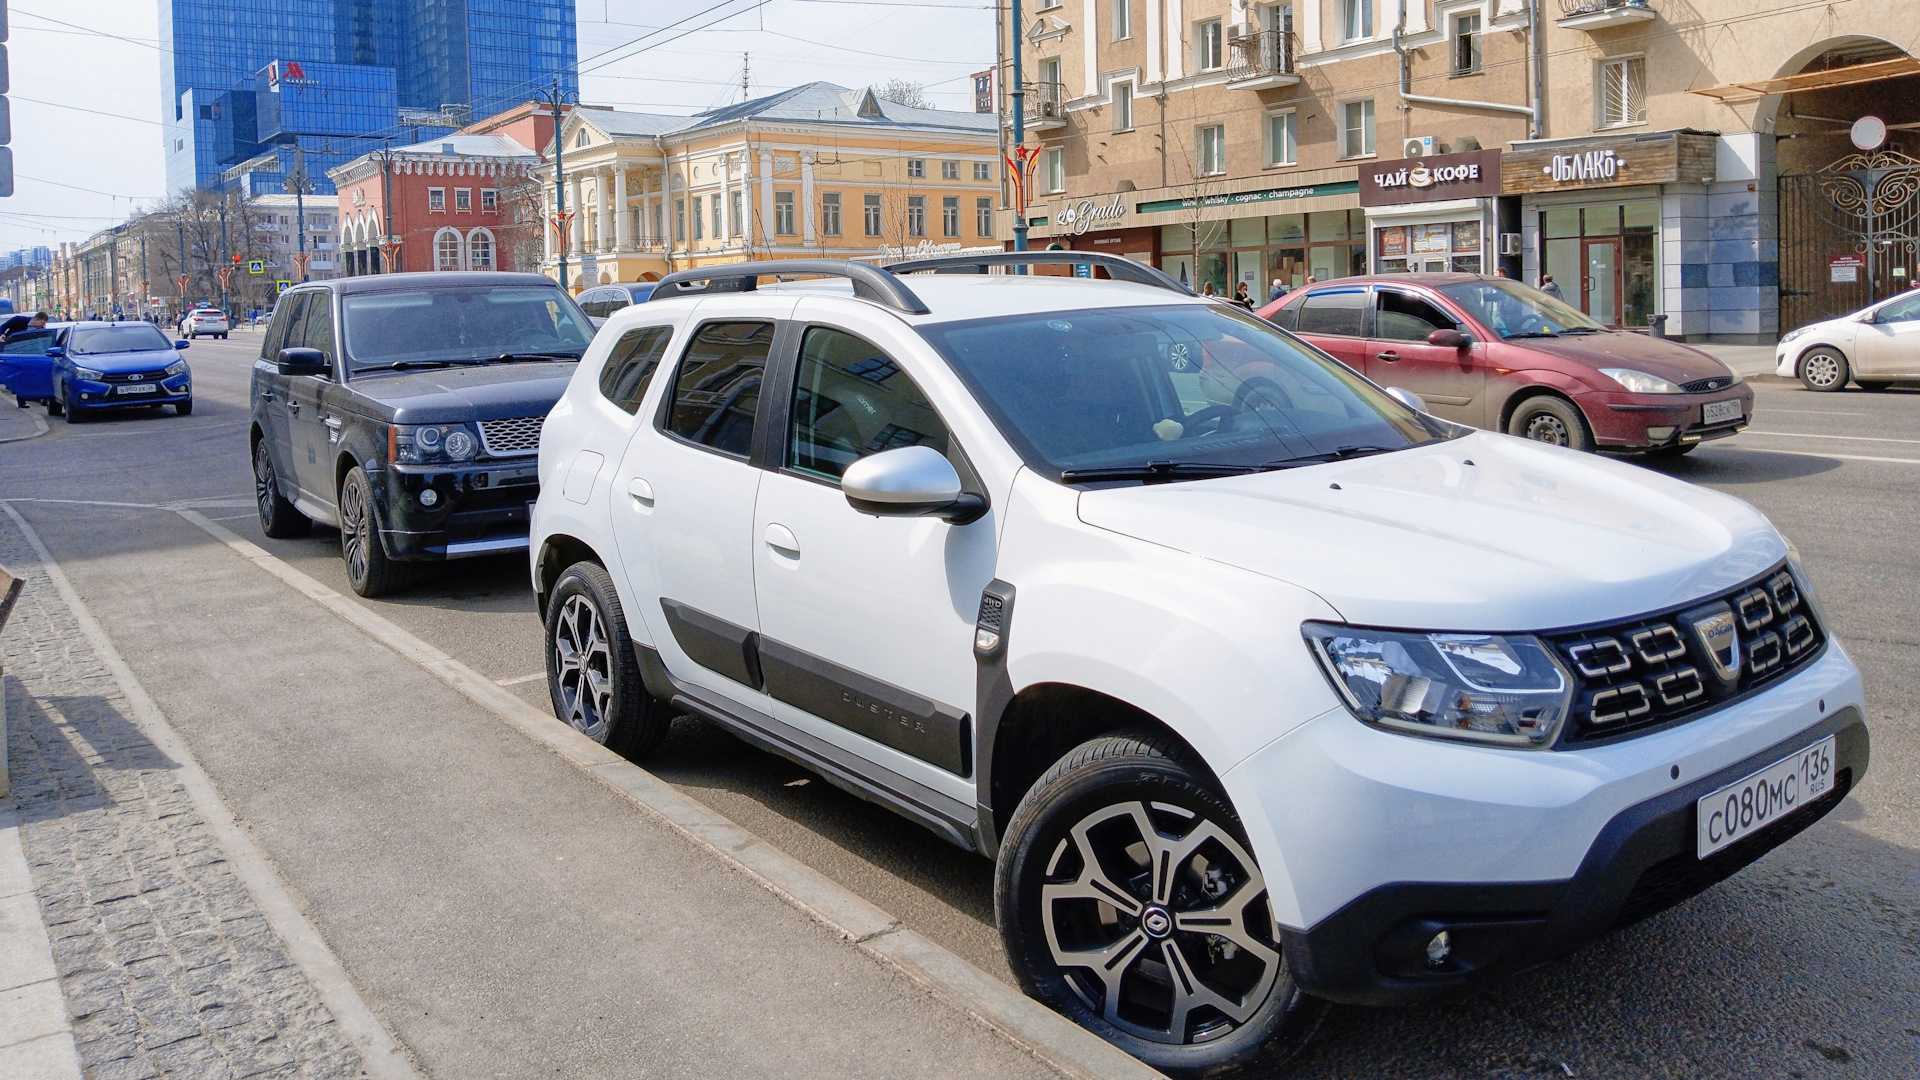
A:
287;400;300;415
1375;351;1399;362
259;389;273;401
626;477;655;506
764;523;801;558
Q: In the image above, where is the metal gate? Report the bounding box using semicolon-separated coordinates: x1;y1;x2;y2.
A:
1779;150;1920;332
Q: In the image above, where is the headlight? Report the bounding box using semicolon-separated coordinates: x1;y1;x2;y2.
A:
165;360;189;376
72;366;105;382
1598;368;1682;394
393;423;481;463
1303;623;1574;748
1778;325;1811;345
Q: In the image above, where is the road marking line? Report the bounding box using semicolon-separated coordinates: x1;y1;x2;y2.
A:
0;501;425;1080
495;672;545;686
1758;409;1868;417
166;508;1164;1080
1739;429;1920;445
1705;445;1920;465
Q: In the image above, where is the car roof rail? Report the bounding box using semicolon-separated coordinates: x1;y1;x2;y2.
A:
883;251;1194;296
651;259;932;315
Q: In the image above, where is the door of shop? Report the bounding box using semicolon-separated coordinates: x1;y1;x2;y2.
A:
1583;240;1620;327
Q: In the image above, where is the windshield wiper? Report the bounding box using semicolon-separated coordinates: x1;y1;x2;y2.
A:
1261;444;1402;468
1554;327;1605;335
1501;331;1559;339
371;359;487;370
1057;460;1259;483
491;351;582;363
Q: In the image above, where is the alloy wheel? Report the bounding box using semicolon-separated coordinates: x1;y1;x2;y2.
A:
253;443;276;520
339;475;370;585
552;594;614;742
1522;412;1571;445
1801;354;1842;388
1039;800;1281;1046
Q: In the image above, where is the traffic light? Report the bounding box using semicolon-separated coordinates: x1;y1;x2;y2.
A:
0;1;12;198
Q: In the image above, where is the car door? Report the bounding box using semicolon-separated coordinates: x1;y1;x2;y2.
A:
751;304;994;808
608;302;788;706
257;293;307;489
287;292;339;503
1853;292;1920;376
0;329;58;401
1289;286;1371;373
1366;287;1486;425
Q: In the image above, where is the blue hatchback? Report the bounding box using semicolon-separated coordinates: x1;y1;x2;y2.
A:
52;321;194;421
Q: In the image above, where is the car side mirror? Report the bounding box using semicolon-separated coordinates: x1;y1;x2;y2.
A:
277;347;330;378
174;339;191;350
842;446;986;524
1385;386;1431;414
44;346;64;358
1426;328;1471;350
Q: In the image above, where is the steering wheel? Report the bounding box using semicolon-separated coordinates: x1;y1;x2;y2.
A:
1180;403;1241;436
505;328;553;350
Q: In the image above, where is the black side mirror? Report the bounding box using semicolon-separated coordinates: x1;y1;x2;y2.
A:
277;347;330;377
1427;328;1470;350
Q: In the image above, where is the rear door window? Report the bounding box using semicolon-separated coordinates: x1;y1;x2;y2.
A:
1294;288;1367;337
662;321;772;458
599;325;674;414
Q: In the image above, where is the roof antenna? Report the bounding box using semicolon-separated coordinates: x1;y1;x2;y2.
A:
742;52;750;103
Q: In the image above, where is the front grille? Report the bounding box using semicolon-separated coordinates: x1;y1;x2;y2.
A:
101;369;171;384
1681;376;1735;393
1546;562;1825;745
477;415;544;457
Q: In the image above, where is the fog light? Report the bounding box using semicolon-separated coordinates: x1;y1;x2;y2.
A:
1425;931;1452;968
419;488;440;508
1646;425;1676;442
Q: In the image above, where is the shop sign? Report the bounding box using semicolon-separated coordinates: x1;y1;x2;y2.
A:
1828;254;1866;283
1135;180;1359;215
1055;196;1126;235
1359;149;1502;206
1502;132;1717;195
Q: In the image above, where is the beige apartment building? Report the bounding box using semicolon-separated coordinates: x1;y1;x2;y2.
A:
1004;0;1920;340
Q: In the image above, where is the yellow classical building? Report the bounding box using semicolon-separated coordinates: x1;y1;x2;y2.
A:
537;83;1004;286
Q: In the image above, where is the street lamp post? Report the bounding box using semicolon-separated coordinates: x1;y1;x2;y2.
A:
538;79;580;290
1011;0;1028;257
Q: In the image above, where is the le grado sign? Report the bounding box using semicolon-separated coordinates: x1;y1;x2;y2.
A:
1053;196;1126;235
1359;149;1502;206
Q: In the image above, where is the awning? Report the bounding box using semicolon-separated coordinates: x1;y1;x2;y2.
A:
1688;56;1920;103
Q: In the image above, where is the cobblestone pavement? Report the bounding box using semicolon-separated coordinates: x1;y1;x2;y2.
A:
0;517;367;1080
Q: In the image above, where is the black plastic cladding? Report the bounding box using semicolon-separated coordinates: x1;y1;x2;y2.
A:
1546;562;1824;746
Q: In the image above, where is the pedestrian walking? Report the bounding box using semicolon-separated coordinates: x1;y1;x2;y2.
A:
1268;278;1288;303
1541;274;1564;300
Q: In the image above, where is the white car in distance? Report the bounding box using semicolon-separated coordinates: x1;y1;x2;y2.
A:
530;255;1867;1077
1777;288;1920;391
179;308;230;340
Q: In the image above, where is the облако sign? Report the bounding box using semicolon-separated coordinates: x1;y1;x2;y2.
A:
1055;196;1125;235
1545;148;1622;183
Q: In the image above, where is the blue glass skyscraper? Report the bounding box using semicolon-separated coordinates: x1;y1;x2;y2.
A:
159;0;579;195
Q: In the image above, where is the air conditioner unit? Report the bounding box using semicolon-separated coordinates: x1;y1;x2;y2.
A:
1037;99;1064;119
1499;232;1523;256
1226;22;1253;41
1403;136;1437;158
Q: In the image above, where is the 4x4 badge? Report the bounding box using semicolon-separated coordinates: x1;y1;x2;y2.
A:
1680;601;1741;686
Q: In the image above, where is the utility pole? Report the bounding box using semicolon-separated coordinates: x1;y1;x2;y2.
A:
1010;0;1028;257
218;196;230;315
742;53;750;103
538;79;579;290
287;146;312;282
380;147;396;273
139;233;149;322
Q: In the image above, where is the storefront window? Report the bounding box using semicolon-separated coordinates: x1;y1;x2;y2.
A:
1538;201;1660;329
1231;217;1265;246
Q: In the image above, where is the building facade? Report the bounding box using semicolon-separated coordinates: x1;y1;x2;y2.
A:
248;194;341;285
533;83;1003;286
159;0;578;195
329;134;540;276
1011;0;1920;341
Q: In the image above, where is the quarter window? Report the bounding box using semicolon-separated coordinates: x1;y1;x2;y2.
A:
1295;289;1367;337
664;321;773;458
598;325;674;414
788;327;950;482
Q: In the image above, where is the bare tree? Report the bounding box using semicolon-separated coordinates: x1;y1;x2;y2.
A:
495;171;548;274
874;79;932;110
1166;124;1228;295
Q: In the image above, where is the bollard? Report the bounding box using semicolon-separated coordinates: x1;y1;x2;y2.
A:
1648;313;1669;339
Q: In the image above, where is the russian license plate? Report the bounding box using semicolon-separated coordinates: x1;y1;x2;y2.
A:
116;384;158;395
1697;736;1835;858
1703;399;1743;425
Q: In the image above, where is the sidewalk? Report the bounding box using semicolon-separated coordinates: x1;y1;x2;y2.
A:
0;404;48;445
1690;343;1779;379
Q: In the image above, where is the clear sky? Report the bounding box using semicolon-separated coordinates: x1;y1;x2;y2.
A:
0;0;996;251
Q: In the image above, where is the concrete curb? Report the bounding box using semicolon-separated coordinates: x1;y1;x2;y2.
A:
0;413;49;445
171;507;1168;1080
0;801;84;1080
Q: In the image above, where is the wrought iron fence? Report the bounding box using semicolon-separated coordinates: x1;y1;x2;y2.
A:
1024;80;1066;119
1227;29;1295;80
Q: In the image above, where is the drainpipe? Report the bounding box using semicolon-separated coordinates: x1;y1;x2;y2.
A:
1393;10;1538;137
1530;0;1547;139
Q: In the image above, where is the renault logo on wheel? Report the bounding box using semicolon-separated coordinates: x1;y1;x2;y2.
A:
1680;601;1742;687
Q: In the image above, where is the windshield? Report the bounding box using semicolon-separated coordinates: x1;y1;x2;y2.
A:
70;325;173;355
341;285;594;371
921;303;1446;481
1438;279;1606;339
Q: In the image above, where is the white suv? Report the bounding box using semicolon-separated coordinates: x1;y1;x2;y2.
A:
530;255;1867;1076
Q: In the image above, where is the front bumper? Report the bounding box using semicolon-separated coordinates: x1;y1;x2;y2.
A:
1224;644;1865;1006
1589;385;1754;450
71;375;192;408
373;458;540;561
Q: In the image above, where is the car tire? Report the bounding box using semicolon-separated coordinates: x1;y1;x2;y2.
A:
46;396;63;417
174;398;193;416
58;382;83;424
1506;394;1593;452
1797;348;1850;392
1855;379;1892;392
338;465;409;597
544;561;673;758
253;439;311;538
995;731;1326;1079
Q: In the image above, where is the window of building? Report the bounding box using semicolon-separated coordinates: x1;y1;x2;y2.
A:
907;158;926;179
1114;81;1134;132
1342;0;1372;41
674;199;686;243
428;188;446;212
1198;125;1226;175
1341;99;1375;158
575;130;589;147
481;189;498;211
455;188;472;212
942;160;960;180
713;197;723;240
1043;147;1065;192
598;325;674;414
1036;0;1059;8
865;193;883;236
1599;57;1647;128
775;190;797;235
977;197;994;238
973;162;991;181
1452;13;1482;74
435;229;462;271
1196;19;1224;70
787;327;950;483
692;196;704;240
664;321;772;458
1268;111;1297;166
467;229;494;271
821;192;843;236
1040;57;1062;90
654;203;665;243
731;192;744;237
1114;0;1132;39
907;195;927;237
942;196;960;237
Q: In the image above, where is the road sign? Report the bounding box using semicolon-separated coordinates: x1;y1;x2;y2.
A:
275;280;292;294
248;259;264;274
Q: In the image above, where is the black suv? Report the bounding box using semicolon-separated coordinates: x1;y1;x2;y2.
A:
250;272;594;596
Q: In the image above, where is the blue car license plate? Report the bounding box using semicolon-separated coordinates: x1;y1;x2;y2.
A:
116;384;159;395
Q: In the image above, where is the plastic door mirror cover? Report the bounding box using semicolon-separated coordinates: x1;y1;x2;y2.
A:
840;445;985;523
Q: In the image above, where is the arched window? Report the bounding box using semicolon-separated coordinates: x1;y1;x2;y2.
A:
466;229;495;271
575;129;589;148
435;228;464;272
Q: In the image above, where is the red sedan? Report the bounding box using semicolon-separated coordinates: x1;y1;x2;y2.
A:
1257;274;1751;455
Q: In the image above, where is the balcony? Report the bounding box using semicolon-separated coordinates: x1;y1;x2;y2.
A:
1558;0;1656;30
1226;29;1300;91
1011;81;1067;133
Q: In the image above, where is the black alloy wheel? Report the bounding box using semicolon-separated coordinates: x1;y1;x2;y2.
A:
544;561;672;757
253;439;311;538
996;732;1325;1077
338;465;408;597
1507;395;1592;452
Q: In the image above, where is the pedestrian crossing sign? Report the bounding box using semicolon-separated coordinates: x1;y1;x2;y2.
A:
275;281;292;294
248;260;265;274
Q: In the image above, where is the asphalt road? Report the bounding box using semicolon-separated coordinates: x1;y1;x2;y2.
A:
4;331;1915;1078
